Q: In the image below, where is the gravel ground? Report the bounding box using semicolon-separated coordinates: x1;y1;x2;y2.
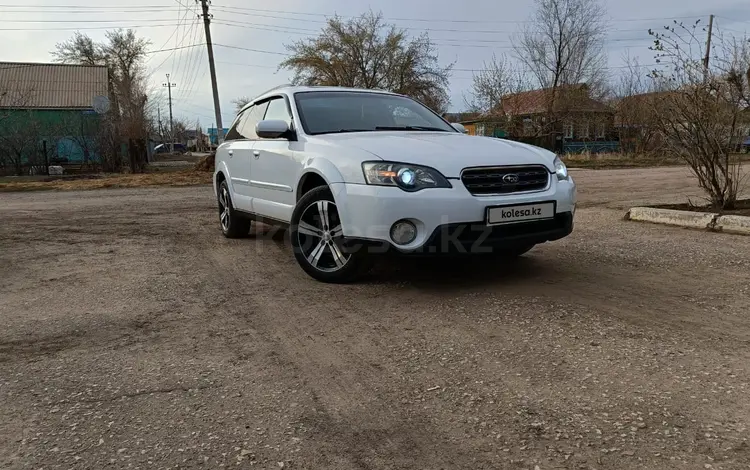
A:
1;166;749;469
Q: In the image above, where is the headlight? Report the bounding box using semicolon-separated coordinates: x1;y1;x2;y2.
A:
554;156;569;180
362;162;452;191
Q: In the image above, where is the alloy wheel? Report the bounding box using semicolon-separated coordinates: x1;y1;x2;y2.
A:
297;200;350;272
218;186;231;231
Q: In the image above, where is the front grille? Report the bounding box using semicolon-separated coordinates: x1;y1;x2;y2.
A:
461;165;550;196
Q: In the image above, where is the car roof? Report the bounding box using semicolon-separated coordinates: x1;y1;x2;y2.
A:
239;85;401;114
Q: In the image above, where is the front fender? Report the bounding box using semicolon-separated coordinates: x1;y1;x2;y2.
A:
301;157;346;185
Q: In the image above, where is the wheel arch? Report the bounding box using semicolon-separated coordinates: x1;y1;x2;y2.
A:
295;158;345;202
296;171;329;202
214;158;232;195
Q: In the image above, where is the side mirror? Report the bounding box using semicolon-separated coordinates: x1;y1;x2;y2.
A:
256;119;290;139
451;123;467;134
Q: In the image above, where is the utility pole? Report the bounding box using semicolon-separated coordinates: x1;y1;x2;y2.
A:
162;74;177;148
703;14;714;81
198;0;224;145
157;107;165;143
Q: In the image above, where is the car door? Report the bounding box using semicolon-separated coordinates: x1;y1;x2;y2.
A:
224;102;269;210
248;96;304;223
220;108;253;211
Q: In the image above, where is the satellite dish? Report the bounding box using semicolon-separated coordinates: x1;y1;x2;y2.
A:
92;95;110;114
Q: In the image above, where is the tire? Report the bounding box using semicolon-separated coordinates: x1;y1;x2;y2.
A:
217;180;252;238
290;186;371;283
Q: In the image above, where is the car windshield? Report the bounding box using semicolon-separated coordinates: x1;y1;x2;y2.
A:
294;91;456;135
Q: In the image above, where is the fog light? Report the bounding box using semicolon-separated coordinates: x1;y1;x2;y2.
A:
390;220;417;245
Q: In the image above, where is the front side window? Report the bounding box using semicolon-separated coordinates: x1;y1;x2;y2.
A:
294;91;456;135
263;97;292;126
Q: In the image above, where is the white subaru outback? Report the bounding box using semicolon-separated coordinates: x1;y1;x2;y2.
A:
213;85;576;283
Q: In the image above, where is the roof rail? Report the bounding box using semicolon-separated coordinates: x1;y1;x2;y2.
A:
256;83;294;97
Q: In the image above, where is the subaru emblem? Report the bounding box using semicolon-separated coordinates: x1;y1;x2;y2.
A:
502;173;519;184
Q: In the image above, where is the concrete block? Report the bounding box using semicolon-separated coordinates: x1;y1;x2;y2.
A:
715;215;750;235
626;207;716;229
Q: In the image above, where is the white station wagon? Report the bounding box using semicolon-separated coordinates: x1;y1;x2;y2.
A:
214;85;576;283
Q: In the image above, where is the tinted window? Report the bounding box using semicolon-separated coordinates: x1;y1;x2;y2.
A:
238;102;269;139
263;97;292;126
225;109;248;141
294;91;455;135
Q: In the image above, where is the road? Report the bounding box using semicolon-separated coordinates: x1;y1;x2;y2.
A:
1;166;749;469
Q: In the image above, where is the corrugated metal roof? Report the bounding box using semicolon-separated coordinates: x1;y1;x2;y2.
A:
0;62;108;109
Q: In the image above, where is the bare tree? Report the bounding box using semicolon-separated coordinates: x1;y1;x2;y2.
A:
0;86;45;175
279;11;453;113
465;54;529;114
649;21;750;209
52;32;104;65
514;0;608;103
613;54;662;154
0;111;43;176
232;97;250;113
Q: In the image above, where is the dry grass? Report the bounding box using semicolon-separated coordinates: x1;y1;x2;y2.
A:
0;170;212;192
562;151;682;169
562;151;750;169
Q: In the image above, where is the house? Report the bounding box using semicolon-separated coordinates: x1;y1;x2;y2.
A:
616;90;750;154
458;117;509;138
0;61;109;172
497;84;618;153
207;127;229;148
614;91;670;153
184;129;209;151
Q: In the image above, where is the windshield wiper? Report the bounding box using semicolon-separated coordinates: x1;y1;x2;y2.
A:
319;129;376;134
375;125;448;132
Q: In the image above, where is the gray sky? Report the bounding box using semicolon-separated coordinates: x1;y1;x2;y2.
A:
1;0;749;129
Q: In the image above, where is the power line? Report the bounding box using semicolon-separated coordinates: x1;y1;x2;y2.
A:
0;8;181;14
0;22;182;31
213;43;290;56
211;22;654;50
145;5;194;67
172;18;199;96
210;17;666;46
0;18;183;23
0;3;175;8
215;60;278;69
179;27;208;102
145;44;206;55
211;4;703;25
176;21;203;100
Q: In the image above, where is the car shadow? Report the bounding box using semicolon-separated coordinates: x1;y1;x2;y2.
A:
365;254;549;291
253;223;551;291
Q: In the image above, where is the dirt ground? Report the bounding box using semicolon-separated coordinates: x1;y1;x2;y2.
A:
1;166;749;470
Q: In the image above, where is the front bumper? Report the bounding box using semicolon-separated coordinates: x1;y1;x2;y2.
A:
329;175;576;254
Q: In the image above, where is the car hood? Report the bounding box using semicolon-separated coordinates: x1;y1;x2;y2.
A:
314;131;556;177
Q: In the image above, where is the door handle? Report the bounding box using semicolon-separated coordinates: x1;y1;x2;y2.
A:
253;150;260;159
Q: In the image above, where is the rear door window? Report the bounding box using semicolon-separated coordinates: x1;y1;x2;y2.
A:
238;102;269;140
225;108;249;141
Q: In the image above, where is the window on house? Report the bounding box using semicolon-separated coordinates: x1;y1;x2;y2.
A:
563;122;573;139
523;118;533;136
476;123;486;136
596;123;606;139
580;121;590;139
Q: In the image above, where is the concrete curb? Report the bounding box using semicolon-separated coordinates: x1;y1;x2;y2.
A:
625;207;750;236
715;215;750;235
